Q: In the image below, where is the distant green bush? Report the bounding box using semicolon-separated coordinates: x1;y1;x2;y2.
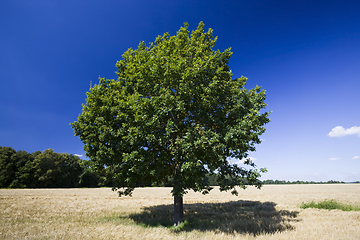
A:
300;199;360;211
262;179;345;184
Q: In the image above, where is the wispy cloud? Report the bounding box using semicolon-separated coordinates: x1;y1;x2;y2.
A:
74;154;83;157
249;157;257;162
352;156;360;160
329;157;340;161
328;126;360;138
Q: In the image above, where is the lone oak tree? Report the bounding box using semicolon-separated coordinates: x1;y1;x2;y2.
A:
71;22;270;226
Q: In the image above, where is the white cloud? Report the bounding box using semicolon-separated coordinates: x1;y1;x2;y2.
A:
228;157;257;165
249;157;257;162
352;156;360;160
328;126;360;138
74;154;83;157
329;157;340;161
228;157;239;164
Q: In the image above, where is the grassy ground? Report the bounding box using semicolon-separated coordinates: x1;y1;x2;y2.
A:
1;184;359;239
301;199;360;211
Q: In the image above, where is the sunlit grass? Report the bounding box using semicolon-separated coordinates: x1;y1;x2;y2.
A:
300;199;360;211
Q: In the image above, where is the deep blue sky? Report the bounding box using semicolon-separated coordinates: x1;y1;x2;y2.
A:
1;0;359;181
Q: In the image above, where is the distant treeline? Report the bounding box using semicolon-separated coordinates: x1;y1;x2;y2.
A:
1;146;354;188
0;146;246;189
0;146;113;188
262;179;346;184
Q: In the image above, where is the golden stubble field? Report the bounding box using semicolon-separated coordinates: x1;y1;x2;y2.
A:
1;184;359;239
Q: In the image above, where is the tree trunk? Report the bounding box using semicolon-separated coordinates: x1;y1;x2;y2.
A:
173;195;183;226
173;163;184;226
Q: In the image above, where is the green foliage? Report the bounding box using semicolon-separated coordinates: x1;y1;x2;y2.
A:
0;146;83;188
72;22;270;199
0;146;18;188
169;220;189;232
79;168;101;188
262;179;346;184
79;163;115;188
32;149;83;188
300;199;360;211
9;150;39;188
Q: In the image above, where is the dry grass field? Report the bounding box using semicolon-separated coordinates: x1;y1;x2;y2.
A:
1;184;359;239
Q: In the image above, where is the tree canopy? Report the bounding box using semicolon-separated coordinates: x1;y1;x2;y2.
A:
71;22;270;225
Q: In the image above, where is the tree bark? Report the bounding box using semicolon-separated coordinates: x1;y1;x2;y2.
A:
173;163;184;226
173;195;183;226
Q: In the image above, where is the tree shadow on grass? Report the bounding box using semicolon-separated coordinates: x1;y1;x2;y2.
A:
127;200;300;235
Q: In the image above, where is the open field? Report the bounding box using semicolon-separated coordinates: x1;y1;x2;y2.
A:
1;184;359;239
